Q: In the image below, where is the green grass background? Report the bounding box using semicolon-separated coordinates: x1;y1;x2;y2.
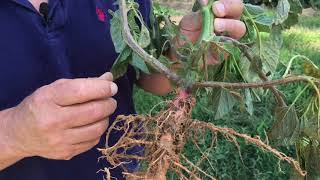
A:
133;12;320;179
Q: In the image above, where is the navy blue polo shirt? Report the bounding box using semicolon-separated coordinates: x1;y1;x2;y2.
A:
0;0;150;179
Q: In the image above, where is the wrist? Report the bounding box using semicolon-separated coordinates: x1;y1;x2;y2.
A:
0;108;28;160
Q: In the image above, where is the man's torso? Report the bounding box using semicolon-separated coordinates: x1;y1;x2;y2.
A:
0;0;150;179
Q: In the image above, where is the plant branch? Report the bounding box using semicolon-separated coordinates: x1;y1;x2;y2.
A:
217;36;287;106
118;0;316;106
118;0;183;86
194;75;318;89
192;120;307;177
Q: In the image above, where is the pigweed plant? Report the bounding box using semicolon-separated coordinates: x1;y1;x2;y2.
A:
99;0;320;179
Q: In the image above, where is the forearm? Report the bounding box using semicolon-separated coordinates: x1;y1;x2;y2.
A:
137;48;180;95
0;108;24;171
137;73;173;95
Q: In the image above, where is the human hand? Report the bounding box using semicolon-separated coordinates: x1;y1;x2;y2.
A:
178;0;246;64
3;72;117;160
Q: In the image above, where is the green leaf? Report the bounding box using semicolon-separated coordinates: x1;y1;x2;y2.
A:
245;4;265;16
131;52;150;74
303;116;320;141
192;0;201;12
274;0;291;25
289;0;303;14
158;55;176;68
212;89;237;120
255;15;274;26
128;10;140;39
252;38;281;76
268;106;300;146
283;13;300;28
244;3;273;32
111;46;132;79
110;10;126;53
245;89;254;116
138;25;151;48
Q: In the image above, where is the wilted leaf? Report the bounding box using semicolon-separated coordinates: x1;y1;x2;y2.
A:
255;15;274;32
269;106;300;146
252;31;282;76
245;4;265;15
244;4;274;32
131;52;150;74
138;25;151;48
303;61;320;78
110;10;126;53
111;46;132;79
305;143;320;179
245;89;254;116
128;10;140;38
289;0;303;13
212;88;237;120
274;0;291;25
260;26;283;75
296;141;320;179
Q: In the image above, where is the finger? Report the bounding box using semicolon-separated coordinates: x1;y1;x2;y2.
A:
71;138;100;157
99;72;113;81
67;118;108;144
178;12;202;45
212;0;244;18
62;98;117;128
52;78;118;106
214;18;246;40
179;12;202;32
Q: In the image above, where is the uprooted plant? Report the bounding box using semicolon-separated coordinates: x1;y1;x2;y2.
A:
99;0;320;179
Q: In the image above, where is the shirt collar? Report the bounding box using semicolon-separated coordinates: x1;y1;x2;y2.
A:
10;0;60;16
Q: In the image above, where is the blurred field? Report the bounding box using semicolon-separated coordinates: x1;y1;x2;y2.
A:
133;10;320;179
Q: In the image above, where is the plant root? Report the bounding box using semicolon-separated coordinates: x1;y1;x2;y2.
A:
99;94;306;179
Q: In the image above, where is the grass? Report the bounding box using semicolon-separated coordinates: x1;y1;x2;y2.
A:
281;14;320;66
133;12;320;179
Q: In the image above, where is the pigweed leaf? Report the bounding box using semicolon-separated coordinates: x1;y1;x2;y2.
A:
245;4;265;15
138;24;151;48
245;89;254;116
269;106;300;146
110;10;126;53
244;4;274;32
212;88;237;120
274;0;291;25
111;46;132;79
131;52;150;74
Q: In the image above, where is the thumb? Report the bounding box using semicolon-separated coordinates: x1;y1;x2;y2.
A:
99;72;114;81
179;12;202;32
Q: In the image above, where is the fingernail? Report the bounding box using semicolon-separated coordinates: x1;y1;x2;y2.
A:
110;83;118;96
215;19;225;32
214;2;226;17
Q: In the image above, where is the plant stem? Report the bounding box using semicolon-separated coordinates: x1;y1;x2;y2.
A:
217;36;287;106
194;76;318;89
196;2;214;45
118;0;184;86
117;0;318;103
